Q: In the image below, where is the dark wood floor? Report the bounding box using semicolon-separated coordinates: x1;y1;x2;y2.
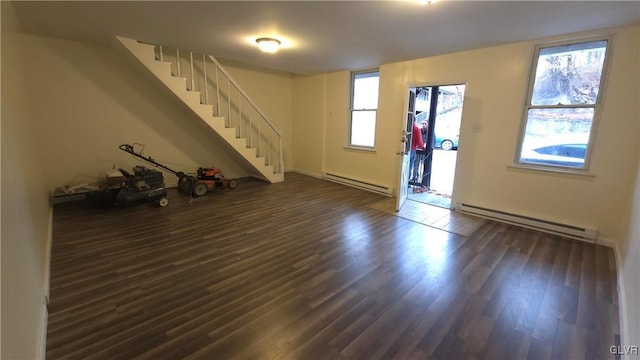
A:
47;172;620;359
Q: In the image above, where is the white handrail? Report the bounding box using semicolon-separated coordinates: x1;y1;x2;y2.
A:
202;53;208;105
227;77;231;128
189;51;194;91
176;49;181;77
155;43;284;176
267;137;271;165
206;55;282;137
215;67;220;116
279;135;283;174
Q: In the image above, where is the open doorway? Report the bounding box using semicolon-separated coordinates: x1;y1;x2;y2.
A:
407;84;466;209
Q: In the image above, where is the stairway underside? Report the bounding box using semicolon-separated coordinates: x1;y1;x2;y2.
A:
114;36;283;183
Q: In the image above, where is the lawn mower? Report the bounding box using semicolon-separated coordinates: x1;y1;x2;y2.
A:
84;165;168;208
117;166;169;207
119;144;238;197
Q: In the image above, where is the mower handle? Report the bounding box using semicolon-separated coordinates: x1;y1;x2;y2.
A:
119;143;185;178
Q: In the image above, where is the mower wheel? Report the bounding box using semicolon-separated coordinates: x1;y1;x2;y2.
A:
228;179;238;189
157;197;169;207
193;182;209;197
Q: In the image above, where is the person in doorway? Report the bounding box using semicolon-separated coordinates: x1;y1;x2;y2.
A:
410;119;425;183
420;121;429;145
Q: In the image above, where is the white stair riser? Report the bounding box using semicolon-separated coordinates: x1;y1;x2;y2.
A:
115;36;280;182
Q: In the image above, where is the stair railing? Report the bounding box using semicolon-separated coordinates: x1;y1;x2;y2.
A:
153;45;284;176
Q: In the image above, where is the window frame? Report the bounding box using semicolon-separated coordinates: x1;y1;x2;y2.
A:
513;35;613;174
348;69;380;150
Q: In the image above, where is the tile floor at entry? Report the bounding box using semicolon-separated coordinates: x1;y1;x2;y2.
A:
367;197;486;237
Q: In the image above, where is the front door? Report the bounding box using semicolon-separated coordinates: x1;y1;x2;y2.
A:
408;84;466;209
396;89;416;211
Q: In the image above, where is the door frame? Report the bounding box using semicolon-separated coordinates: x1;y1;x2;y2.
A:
398;80;469;210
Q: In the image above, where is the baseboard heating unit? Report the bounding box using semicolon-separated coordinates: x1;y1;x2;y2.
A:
457;203;598;242
323;172;393;196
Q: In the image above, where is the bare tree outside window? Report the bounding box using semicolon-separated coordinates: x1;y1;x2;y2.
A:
517;39;609;170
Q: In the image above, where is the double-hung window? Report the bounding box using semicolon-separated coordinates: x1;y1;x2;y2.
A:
349;70;380;148
516;38;610;171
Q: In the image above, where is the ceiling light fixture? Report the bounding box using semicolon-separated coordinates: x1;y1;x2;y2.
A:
256;37;281;53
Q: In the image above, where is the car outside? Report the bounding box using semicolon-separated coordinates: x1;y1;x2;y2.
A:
519;133;589;168
435;131;459;150
520;143;587;168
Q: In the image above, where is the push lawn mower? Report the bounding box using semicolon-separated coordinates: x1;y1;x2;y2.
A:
84;165;168;208
119;144;238;197
117;166;169;207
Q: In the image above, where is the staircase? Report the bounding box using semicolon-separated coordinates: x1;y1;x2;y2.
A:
114;36;284;183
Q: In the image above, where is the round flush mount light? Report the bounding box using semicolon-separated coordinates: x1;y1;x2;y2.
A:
256;37;281;53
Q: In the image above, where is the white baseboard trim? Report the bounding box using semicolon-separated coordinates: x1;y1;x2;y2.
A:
44;206;53;300
39;304;48;360
323;172;394;197
594;237;630;354
613;242;630;357
457;203;597;243
292;168;323;179
40;205;54;359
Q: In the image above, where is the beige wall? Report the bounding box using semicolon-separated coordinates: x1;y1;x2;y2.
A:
292;26;640;346
292;74;325;176
618;25;640;352
1;5;50;358
13;34;269;191
219;59;294;171
620;147;640;354
2;7;638;357
402;26;640;241
1;31;292;358
294;24;640;242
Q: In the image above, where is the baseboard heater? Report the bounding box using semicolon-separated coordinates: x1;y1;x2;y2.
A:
457;203;598;242
323;172;393;197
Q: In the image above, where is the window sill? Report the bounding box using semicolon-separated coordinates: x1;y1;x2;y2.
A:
344;145;377;153
508;163;595;177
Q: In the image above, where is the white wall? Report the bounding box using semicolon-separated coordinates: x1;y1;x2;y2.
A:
1;4;51;359
294;24;640;242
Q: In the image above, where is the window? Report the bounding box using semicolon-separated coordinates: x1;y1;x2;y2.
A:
516;38;610;171
349;70;380;148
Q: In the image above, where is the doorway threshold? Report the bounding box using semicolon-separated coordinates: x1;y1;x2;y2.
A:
408;188;451;209
368;198;486;237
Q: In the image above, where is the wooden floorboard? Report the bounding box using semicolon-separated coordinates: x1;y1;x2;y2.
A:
47;172;620;359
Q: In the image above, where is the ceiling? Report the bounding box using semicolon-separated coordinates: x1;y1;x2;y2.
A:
10;1;640;75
